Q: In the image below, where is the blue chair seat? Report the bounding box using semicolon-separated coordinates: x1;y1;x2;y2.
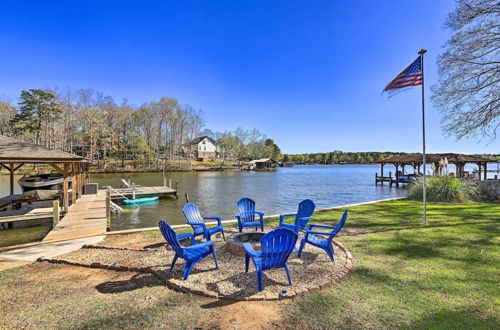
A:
236;198;265;232
159;221;219;280
305;233;328;247
278;199;315;233
298;210;348;262
183;203;226;241
244;228;298;291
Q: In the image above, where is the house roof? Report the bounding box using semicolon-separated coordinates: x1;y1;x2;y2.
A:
190;136;218;145
0;135;88;163
379;153;497;164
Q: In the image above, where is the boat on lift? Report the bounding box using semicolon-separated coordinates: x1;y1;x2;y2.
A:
18;171;72;193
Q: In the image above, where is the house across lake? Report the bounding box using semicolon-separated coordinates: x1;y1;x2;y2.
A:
183;136;218;162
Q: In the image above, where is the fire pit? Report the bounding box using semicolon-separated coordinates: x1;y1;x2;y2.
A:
227;232;266;256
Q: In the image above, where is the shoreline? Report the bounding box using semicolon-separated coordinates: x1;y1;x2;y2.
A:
107;196;407;235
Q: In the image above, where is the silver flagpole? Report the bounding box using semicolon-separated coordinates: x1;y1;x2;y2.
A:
418;49;427;225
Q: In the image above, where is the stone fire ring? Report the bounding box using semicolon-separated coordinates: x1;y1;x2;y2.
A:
39;232;354;301
161;238;353;301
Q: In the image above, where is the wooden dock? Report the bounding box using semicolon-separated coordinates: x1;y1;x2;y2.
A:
375;172;413;187
0;206;55;224
42;190;107;243
108;186;177;200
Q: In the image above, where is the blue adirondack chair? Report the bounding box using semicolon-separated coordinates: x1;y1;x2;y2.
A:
159;220;219;280
278;199;316;233
183;203;226;241
244;228;298;291
298;210;348;262
235;197;265;232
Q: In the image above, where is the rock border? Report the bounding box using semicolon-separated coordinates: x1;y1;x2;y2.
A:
37;241;354;301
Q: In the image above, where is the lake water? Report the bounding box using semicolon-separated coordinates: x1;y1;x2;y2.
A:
2;163;496;231
92;165;408;230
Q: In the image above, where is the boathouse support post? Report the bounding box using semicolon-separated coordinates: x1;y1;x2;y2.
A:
484;162;487;180
70;163;76;205
63;163;69;212
8;163;14;195
53;199;60;226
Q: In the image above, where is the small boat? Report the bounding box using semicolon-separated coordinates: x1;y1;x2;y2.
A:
18;172;72;193
122;196;159;205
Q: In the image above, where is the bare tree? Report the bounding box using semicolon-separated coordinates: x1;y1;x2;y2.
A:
0;101;16;135
432;0;500;140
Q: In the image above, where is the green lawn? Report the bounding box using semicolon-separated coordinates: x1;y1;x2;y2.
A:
286;201;500;328
0;200;498;328
0;224;51;248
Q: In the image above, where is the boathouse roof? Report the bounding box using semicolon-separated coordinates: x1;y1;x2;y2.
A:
379;153;497;165
0;135;88;163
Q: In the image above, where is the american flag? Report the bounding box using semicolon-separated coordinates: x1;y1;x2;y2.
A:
383;56;422;94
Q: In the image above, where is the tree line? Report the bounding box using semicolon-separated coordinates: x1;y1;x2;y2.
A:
283;151;500;165
0;88;280;170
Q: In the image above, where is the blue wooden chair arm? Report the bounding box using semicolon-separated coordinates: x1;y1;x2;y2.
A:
176;232;196;245
308;223;336;230
184;240;214;250
236;211;264;219
304;230;337;236
243;242;260;257
203;216;222;226
279;213;296;224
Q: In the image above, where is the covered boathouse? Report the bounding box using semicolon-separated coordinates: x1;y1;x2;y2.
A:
0;135;90;212
376;153;498;186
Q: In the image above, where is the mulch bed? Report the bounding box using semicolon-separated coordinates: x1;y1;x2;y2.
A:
47;228;351;299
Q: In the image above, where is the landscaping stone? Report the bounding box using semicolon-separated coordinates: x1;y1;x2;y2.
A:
43;228;353;301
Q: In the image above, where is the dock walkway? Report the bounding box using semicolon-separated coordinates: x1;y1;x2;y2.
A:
109;186;176;200
42;190;107;243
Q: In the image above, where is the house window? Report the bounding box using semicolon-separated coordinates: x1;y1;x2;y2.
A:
202;140;206;144
204;147;206;151
199;146;201;150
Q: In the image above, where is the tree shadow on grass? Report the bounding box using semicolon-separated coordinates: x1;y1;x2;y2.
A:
95;273;163;294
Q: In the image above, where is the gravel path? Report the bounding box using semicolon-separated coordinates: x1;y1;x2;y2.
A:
57;230;347;297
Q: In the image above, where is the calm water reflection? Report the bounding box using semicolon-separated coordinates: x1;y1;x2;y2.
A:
92;165;407;230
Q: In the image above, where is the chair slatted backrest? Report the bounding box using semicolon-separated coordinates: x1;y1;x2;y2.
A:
237;198;256;222
296;199;316;229
183;203;205;235
159;220;185;259
332;210;348;237
260;228;298;270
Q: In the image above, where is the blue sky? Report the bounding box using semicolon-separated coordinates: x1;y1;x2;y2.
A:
0;0;498;154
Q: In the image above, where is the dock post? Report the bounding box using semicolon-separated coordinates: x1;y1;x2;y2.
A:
164;176;167;187
106;189;111;231
169;178;172;189
375;173;378;186
185;192;189;203
175;180;179;199
132;184;136;200
52;200;60;227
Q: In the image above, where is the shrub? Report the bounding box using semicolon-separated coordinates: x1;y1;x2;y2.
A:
408;176;479;203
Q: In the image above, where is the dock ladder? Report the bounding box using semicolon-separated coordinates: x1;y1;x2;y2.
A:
106;186;140;208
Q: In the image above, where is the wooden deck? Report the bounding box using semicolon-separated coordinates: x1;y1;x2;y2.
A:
109;186;176;200
42;190;107;243
0;205;55;224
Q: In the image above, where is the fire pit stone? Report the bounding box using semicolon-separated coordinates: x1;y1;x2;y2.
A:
227;232;266;257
